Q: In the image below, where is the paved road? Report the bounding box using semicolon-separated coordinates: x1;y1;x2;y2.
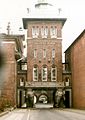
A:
0;109;85;120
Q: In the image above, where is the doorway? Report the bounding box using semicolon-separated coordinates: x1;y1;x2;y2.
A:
19;91;22;108
65;91;70;108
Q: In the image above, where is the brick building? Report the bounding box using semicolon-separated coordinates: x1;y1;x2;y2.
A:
18;0;67;107
0;34;24;108
1;1;84;109
65;29;85;109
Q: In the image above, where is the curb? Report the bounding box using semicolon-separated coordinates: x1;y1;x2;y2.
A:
0;111;9;117
0;107;15;117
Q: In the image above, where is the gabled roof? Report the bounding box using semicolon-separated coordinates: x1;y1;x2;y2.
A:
65;29;85;53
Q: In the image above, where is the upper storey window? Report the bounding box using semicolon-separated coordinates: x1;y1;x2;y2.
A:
41;26;48;38
51;66;57;81
43;49;46;58
32;26;39;38
22;63;27;70
50;26;57;38
20;77;24;86
42;65;47;81
52;49;55;58
34;49;37;58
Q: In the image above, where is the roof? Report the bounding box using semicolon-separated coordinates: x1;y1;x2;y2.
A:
65;29;85;53
22;0;67;29
0;34;25;54
23;18;67;29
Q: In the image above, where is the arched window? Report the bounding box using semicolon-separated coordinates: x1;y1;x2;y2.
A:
42;65;47;81
34;49;37;58
51;65;57;81
33;65;38;81
43;49;46;58
52;49;55;58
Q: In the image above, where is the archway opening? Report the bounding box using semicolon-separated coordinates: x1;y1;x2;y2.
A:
38;94;48;104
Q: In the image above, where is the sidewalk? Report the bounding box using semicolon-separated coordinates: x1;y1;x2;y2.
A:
0;111;9;117
0;107;14;117
63;109;85;115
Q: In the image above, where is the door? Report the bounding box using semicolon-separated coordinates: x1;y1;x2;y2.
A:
65;91;70;108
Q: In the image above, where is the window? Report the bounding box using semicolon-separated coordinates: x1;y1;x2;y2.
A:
22;63;27;70
65;77;70;86
34;49;37;58
43;49;46;58
41;26;48;38
51;66;57;81
20;78;24;86
32;26;39;38
52;49;55;58
50;26;57;38
42;65;47;81
33;65;38;81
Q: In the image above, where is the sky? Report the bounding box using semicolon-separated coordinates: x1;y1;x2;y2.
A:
0;0;85;58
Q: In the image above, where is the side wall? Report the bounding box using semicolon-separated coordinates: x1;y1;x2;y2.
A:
2;41;17;107
65;32;85;109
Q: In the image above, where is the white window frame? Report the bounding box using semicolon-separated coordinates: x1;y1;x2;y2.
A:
32;26;39;38
42;66;47;81
41;26;48;38
51;67;57;81
33;66;38;81
34;49;37;58
43;49;46;58
50;26;57;38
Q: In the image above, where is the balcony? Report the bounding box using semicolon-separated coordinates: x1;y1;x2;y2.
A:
25;81;64;88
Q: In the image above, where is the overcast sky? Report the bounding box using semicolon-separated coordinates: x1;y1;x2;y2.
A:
0;0;85;54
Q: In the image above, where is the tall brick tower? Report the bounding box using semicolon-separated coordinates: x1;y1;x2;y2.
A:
23;0;66;107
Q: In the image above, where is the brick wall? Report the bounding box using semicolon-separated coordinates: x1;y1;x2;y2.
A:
27;20;63;83
1;41;17;107
65;31;85;109
27;39;62;82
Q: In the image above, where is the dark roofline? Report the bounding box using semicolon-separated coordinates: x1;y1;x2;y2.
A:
35;3;52;8
22;18;67;29
64;29;85;53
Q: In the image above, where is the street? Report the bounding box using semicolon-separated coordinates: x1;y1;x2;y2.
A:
0;109;85;120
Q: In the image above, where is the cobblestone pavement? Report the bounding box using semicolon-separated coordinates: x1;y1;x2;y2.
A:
0;109;85;120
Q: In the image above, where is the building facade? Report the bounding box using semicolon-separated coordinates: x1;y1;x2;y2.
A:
0;34;24;109
18;0;67;107
65;29;85;109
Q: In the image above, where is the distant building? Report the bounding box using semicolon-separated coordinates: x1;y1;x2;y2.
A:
18;0;67;108
2;0;85;109
65;29;85;109
0;34;24;108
